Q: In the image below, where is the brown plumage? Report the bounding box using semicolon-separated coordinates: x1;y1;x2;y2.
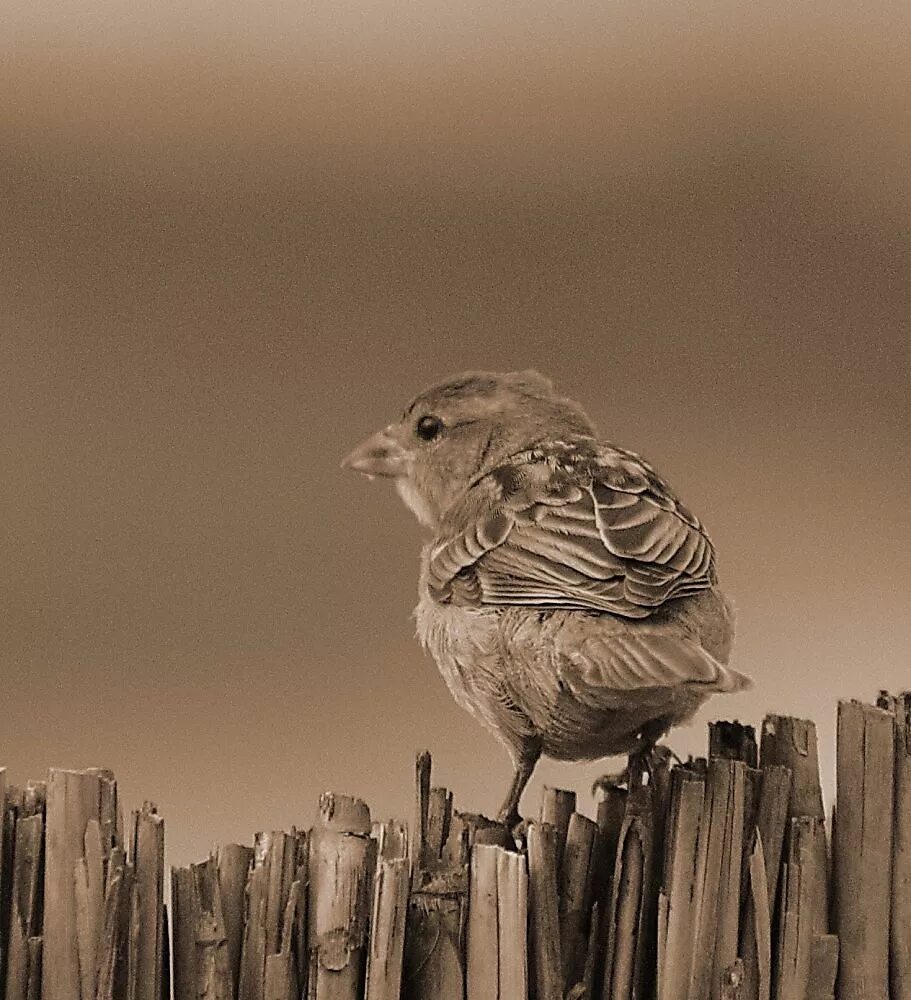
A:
342;370;750;825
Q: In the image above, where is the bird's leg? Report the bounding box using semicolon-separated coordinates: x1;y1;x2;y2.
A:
496;741;541;831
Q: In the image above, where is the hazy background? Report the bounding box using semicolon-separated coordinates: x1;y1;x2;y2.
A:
2;0;909;867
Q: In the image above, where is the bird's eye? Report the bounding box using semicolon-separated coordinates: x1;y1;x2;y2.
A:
416;415;444;441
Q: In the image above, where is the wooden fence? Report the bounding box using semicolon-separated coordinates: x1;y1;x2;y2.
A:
0;692;908;999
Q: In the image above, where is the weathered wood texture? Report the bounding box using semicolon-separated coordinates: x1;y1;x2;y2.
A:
7;694;911;1000
834;700;893;1000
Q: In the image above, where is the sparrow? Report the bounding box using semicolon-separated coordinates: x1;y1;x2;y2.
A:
341;370;749;827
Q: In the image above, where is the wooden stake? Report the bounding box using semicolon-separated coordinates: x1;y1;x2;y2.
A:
753;765;792;921
709;722;758;767
161;904;171;1000
365;857;409;1000
217;844;254;997
496;848;527;1000
412;753;432;882
759;717;824;820
883;691;911;1000
263;880;303;1000
738;835;771;1000
401;880;466;1000
466;844;499;1000
833;700;893;1000
96;858;133;1000
426;789;453;864
806;935;838;1000
402;753;466;1000
0;770;12;993
603;818;645;1000
42;768;103;1000
26;938;42;1000
760;716;828;932
657;768;704;1000
689;759;745;1000
6;812;44;1000
171;866;197;1000
192;857;232;1000
591;786;627;999
540;788;575;875
373;821;409;864
130;804;164;1000
308;794;376;1000
527;822;562;1000
774;818;819;1000
559;813;597;992
238;835;269;1000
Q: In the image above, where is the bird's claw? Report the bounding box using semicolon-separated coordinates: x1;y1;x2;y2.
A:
497;810;530;847
592;743;676;799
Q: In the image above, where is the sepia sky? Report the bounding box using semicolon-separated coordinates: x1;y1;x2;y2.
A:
2;0;910;867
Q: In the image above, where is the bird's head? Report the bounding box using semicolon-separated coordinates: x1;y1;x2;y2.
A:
341;370;595;528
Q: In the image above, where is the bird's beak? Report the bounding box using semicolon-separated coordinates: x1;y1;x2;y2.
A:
340;427;412;478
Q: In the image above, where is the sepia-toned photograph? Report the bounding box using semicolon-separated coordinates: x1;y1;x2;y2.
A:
2;1;910;997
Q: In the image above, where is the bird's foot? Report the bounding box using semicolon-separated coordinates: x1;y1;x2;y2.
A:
592;742;676;798
496;808;530;846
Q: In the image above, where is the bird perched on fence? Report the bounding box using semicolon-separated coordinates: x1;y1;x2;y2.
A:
341;370;750;827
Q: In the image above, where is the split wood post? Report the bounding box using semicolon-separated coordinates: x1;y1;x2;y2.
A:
540;788;576;876
753;765;792;921
590;786;627;999
162;904;171;1000
0;771;12;992
687;758;745;1000
738;836;771;1000
365;853;409;1000
366;820;410;1000
238;834;271;1000
42;768;104;1000
95;852;133;1000
466;844;499;1000
172;866;197;1000
264;880;304;1000
602;812;647;1000
833;700;893;1000
193;856;232;1000
760;716;827;932
401;869;466;1000
879;690;911;1000
497;847;528;1000
308;794;376;1000
657;767;704;1000
807;935;838;1000
217;844;254;998
527;822;562;1000
559;813;597;993
74;819;105;1000
602;757;669;1000
402;754;466;1000
412;753;432;883
709;722;758;768
130;803;165;1000
372;820;409;865
774;817;819;1000
6;800;44;1000
26;938;42;1000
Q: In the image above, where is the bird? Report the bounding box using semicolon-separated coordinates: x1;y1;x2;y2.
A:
341;370;750;828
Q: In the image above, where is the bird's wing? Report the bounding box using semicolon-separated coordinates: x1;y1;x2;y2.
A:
427;445;716;618
555;631;750;703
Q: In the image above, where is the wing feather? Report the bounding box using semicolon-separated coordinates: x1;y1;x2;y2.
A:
561;633;750;701
429;444;717;617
